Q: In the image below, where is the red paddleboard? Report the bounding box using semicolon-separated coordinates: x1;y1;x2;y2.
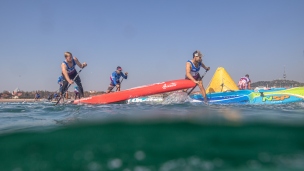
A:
73;79;196;104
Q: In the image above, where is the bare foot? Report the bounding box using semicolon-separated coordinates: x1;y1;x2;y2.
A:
204;98;208;104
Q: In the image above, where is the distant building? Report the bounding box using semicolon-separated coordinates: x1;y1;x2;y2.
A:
283;66;286;80
12;88;20;95
251;79;304;88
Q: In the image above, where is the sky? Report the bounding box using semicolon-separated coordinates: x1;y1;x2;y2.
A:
0;0;304;92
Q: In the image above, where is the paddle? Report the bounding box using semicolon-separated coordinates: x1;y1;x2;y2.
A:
55;69;83;105
49;84;63;101
187;70;208;95
116;78;124;91
107;78;124;93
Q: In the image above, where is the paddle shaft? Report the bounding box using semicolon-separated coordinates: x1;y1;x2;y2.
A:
115;78;124;91
49;84;63;101
108;78;124;92
187;70;208;95
55;69;83;105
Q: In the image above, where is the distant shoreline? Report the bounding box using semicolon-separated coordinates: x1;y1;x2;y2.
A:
0;99;39;103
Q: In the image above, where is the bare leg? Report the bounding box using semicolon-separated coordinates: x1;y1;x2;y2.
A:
106;83;115;93
106;87;114;93
198;80;208;103
116;83;121;91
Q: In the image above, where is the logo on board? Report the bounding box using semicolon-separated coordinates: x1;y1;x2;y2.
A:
262;95;290;102
162;83;177;89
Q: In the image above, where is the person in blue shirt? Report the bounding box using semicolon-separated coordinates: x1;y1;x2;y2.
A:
106;66;128;93
34;91;40;101
53;93;59;101
58;75;64;92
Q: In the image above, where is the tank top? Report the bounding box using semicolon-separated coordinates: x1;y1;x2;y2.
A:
187;60;202;77
63;59;76;75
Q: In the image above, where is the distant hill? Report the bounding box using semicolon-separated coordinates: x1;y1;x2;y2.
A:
251;79;304;88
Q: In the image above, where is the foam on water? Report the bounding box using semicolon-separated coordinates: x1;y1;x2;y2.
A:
161;92;193;104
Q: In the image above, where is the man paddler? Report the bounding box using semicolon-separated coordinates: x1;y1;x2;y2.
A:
34;91;40;101
238;74;251;90
106;66;128;93
60;52;87;99
186;50;210;103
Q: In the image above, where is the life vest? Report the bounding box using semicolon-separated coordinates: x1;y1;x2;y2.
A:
63;59;76;75
187;60;202;77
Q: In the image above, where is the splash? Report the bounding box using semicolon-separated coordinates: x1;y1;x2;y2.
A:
162;92;192;104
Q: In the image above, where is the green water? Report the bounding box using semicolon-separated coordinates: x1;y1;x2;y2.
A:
1;122;304;171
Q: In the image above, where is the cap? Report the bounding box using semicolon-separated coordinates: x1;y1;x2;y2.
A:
193;50;202;57
245;74;249;77
117;66;122;71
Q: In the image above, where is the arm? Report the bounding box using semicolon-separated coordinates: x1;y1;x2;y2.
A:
74;57;87;68
121;72;128;79
186;62;198;84
61;63;73;84
201;62;210;71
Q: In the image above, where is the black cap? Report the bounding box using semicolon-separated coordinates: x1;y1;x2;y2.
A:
117;66;122;70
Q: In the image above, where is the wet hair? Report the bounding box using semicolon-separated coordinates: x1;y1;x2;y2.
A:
64;52;73;58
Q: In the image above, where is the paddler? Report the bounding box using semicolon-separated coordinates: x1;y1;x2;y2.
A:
185;50;210;103
34;91;40;101
60;52;87;98
106;66;128;93
238;74;251;90
58;75;64;92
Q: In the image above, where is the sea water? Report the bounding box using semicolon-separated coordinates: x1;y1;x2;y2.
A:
0;94;304;171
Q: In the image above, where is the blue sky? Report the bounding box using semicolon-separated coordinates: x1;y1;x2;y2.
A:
1;0;304;92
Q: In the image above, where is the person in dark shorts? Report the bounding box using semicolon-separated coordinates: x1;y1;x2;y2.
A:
106;66;128;93
185;50;210;102
60;52;87;98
